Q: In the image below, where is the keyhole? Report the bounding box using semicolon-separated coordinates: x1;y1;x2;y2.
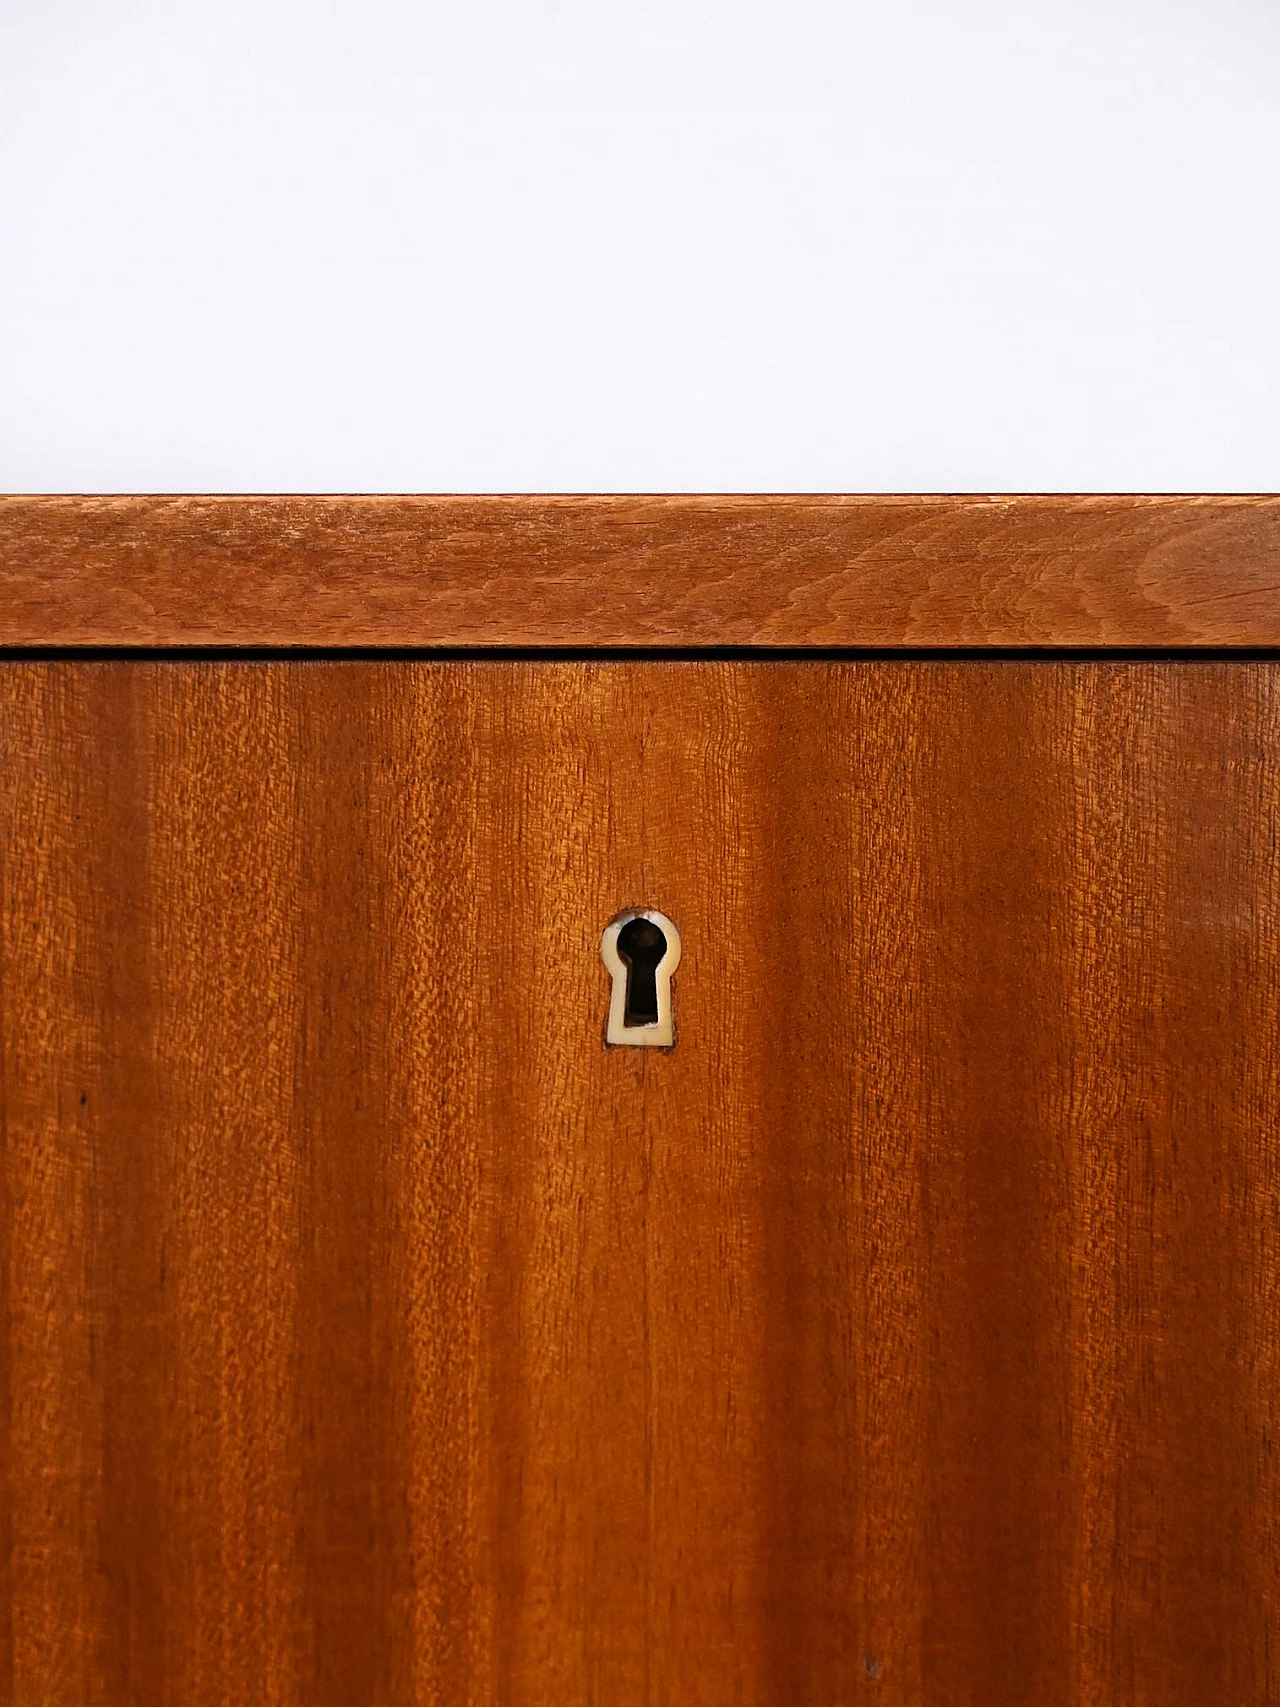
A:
617;916;668;1027
600;909;682;1047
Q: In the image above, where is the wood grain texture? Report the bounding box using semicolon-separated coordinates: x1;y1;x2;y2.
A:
3;495;1280;648
2;658;1278;1704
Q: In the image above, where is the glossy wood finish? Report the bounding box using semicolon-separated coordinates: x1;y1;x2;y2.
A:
3;495;1280;647
2;659;1278;1704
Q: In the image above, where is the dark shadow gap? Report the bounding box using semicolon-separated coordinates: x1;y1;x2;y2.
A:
3;646;1280;664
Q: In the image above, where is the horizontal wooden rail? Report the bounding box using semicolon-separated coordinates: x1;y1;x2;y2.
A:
2;494;1278;648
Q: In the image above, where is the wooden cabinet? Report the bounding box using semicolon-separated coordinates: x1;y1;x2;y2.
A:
2;499;1278;1704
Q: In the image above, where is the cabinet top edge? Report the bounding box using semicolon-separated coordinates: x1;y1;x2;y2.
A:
3;494;1279;649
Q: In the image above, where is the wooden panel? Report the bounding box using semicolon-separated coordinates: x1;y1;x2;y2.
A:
3;495;1280;648
1;659;1277;1704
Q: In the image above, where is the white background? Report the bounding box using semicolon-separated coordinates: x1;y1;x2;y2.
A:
2;0;1278;492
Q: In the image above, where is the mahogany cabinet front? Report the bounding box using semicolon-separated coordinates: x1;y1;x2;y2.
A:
2;652;1276;1706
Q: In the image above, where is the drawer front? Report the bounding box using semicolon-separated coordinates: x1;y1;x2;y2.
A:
2;659;1277;1705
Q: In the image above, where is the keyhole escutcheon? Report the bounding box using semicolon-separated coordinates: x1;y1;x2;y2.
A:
600;909;681;1047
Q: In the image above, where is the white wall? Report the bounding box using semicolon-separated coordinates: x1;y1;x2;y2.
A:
2;0;1278;492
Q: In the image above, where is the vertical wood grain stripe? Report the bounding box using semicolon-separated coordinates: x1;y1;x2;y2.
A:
1061;664;1134;1705
841;666;929;1700
642;665;770;1702
149;665;304;1705
1239;667;1280;1692
1;669;110;1702
915;666;1076;1700
368;664;487;1702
